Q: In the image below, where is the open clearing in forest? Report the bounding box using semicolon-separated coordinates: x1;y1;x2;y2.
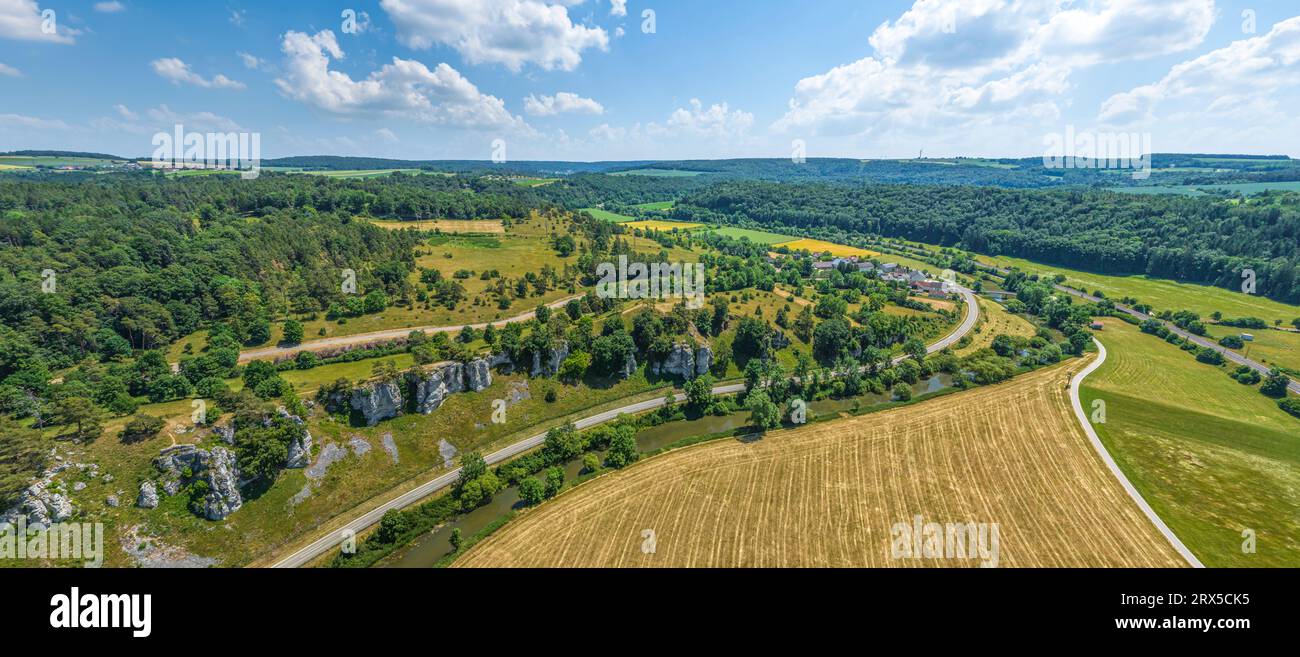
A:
581;207;637;222
622;219;703;231
368;219;505;234
458;361;1186;568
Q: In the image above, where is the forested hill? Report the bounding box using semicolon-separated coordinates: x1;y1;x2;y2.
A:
262;155;654;176
673;181;1300;304
265;154;1300;188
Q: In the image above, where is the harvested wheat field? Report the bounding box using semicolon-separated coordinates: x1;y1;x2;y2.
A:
458;360;1187;568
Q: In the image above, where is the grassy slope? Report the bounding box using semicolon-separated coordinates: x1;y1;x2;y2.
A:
581;207;636;222
956;297;1037;357
709;226;796;245
1203;324;1300;373
1080;317;1300;567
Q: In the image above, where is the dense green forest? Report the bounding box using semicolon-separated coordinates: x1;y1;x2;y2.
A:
672;181;1300;304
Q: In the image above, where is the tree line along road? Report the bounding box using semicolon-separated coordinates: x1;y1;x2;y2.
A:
976;263;1299;395
236;294;585;364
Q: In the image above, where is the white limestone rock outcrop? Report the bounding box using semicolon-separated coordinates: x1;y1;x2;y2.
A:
531;341;569;377
277;407;314;469
695;345;713;377
201;447;242;520
351;381;403;426
3;463;75;526
137;481;158;509
654;342;703;380
150;444;243;520
464;357;493;392
414;362;464;414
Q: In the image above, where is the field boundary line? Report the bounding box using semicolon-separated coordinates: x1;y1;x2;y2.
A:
1071;337;1204;568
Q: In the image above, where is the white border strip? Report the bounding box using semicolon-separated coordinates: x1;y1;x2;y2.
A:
1070;337;1204;568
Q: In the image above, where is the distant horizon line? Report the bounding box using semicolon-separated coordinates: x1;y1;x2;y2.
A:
4;150;1296;166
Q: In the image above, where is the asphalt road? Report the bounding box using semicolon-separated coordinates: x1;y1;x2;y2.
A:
1068;338;1204;568
268;288;979;568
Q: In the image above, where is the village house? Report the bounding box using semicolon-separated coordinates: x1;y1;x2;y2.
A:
912;280;952;298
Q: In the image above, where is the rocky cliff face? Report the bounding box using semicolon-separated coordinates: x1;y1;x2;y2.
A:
621;352;638;379
464;357;493;392
351;381;403;426
530;341;569;377
412;356;495;413
414;362;464;414
654;342;704;380
213;423;235;445
278;407;314;469
695;345;713;377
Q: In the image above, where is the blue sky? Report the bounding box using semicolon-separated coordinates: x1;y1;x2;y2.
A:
2;0;1300;160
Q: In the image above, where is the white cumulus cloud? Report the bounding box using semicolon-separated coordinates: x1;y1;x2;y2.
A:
775;0;1215;142
237;51;264;70
610;0;627;17
0;61;21;76
1100;17;1300;124
656;99;753;139
273;29;531;133
379;0;609;72
151;58;246;90
0;0;76;43
524;91;604;116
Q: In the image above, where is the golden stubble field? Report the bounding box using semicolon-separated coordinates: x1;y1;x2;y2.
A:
457;359;1187;568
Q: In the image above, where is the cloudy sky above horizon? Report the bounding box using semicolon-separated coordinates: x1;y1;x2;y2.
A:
2;0;1299;161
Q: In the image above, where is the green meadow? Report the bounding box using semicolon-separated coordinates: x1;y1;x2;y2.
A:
581;207;637;222
1081;318;1300;567
708;226;796;245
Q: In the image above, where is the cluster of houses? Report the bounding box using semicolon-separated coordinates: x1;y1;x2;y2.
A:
775;252;957;299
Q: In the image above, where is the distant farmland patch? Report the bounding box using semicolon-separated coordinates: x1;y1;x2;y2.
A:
611;168;709;177
582;207;637;222
708;226;796;244
369;219;505;234
302;169;439;178
634;201;675;211
622;220;703;231
1110;181;1300;196
776;238;878;258
0;155;119;168
511;177;558;187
